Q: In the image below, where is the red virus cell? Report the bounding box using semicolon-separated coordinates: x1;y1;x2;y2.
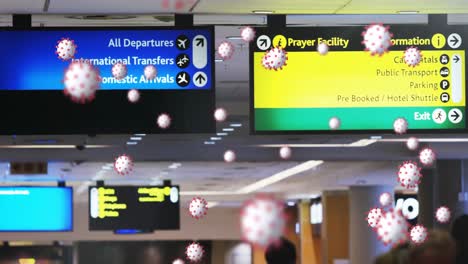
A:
218;41;235;60
366;207;383;229
410;224;428;244
393;117;408;134
157;113;171;129
112;62;128;80
240;194;287;249
189;197;208;219
262;47;288;70
404;46;422;67
161;0;195;10
376;209;410;247
419;147;436;167
144;65;157;80
361;23;393;56
185;242;204;262
379;192;393;207
397;161;422;189
127;89;140;103
241;26;256;42
56;38;77;61
435;206;451;224
114;154;134;176
63;59;101;104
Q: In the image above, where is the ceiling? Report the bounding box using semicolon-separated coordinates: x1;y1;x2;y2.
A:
0;3;466;206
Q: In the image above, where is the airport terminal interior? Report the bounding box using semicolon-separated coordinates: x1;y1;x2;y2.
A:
0;1;468;264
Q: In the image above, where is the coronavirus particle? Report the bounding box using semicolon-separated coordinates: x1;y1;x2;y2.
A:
217;41;235;60
157;113;171;129
279;146;292;160
435;206;451;224
189;197;208;219
144;65;157;80
406;137;419;151
317;42;329;55
241;26;256;42
362;24;393;56
262;47;288;70
127;89;140;103
329;117;341;130
56;38;77;61
379;192;393;207
112;62;128;80
172;258;185;264
397;161;422;189
393;118;408;134
410;225;428;244
376;209;410;247
404;46;422;67
185;242;204;262
366;207;383;228
224;150;236;163
419;147;436;167
63;60;101;104
214;108;228;122
114;154;134;176
240;194;286;248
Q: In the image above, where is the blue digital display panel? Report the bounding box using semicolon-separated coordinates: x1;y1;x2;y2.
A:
0;28;213;90
0;187;73;232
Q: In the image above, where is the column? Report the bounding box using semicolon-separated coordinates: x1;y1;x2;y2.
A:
299;200;320;264
349;186;393;264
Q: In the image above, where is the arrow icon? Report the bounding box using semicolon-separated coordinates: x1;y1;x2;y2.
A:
259;38;267;47
195;37;205;47
450;35;460;46
451;111;460;121
195;73;206;84
454;55;460;63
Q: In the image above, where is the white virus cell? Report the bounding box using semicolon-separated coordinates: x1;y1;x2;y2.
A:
397;161;422;189
157;113;171;129
214;108;228;122
144;65;157;80
224;150;236;163
410;225;428;244
393;118;408;134
56;38;77;61
172;259;185;264
376;209;410;247
379;192;393;207
261;53;271;69
240;195;286;248
161;0;195;10
317;42;329;55
263;47;288;70
241;26;256;42
63;60;101;104
329;117;341;130
366;207;384;228
435;206;451;224
279;146;292;160
218;41;235;60
419;147;436;167
404;46;422;67
185;242;204;262
406;137;419;151
112;62;128;80
361;23;393;56
127;89;140;103
189;197;208;219
114;154;134;176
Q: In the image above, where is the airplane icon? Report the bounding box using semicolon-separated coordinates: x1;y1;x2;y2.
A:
177;55;189;67
177;39;187;49
177;73;188;84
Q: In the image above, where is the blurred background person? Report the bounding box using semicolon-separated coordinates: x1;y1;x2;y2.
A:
451;214;468;264
408;229;456;264
265;237;296;264
374;242;410;264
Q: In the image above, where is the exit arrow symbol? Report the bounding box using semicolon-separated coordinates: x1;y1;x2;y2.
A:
454;55;460;63
195;74;206;84
451;111;460;121
259;38;267;47
450;35;460;46
195;37;205;47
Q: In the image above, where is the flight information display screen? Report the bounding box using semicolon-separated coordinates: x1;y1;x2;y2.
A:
88;185;180;231
251;25;467;134
0;27;215;134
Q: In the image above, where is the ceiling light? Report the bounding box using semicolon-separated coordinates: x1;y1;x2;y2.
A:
256;139;377;148
134;133;146;136
217;132;228;136
180;191;235;196
215;59;224;62
398;11;419;14
101;165;112;170
236;160;324;194
252;10;274;14
230;123;242;127
0;145;111;149
210;137;222;141
204;141;216;145
287;201;296;206
379;138;468;143
126;141;138;145
223;128;234;132
130;137;142;141
207;201;219;208
226;36;243;40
